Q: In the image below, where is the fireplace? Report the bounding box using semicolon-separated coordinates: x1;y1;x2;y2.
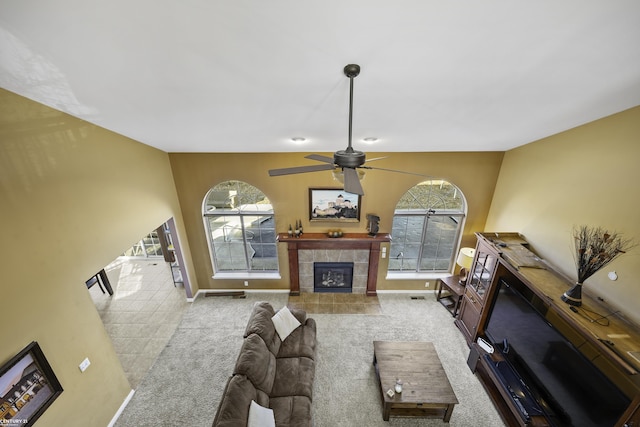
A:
314;262;353;293
277;232;391;296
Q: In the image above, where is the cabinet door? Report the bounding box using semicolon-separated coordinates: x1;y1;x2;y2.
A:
457;290;482;344
467;246;498;302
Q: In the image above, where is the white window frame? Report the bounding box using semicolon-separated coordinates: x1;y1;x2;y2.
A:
387;180;467;279
202;182;280;279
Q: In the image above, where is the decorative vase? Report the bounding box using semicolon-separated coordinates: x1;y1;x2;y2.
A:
561;282;583;306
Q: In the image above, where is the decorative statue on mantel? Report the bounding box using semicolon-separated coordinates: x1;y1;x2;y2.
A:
367;213;380;237
561;225;636;306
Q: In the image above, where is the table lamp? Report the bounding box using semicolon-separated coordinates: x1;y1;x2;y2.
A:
456;247;475;285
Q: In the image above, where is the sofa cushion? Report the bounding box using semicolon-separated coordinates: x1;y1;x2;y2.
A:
271;356;315;399
234;333;277;394
248;400;275;427
244;302;281;355
270;395;313;427
272;306;301;341
277;318;317;360
212;375;256;427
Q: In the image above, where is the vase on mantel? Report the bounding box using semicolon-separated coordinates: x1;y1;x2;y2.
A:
561;282;583;306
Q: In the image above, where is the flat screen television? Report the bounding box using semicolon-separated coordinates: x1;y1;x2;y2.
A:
484;278;630;427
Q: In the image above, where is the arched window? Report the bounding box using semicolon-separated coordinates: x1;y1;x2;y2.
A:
203;181;278;276
388;180;466;274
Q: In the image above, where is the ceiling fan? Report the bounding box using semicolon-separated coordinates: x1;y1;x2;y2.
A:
268;64;426;195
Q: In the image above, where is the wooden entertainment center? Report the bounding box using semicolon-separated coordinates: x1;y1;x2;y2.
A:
455;232;640;427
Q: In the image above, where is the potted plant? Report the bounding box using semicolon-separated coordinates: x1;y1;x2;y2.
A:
561;225;636;306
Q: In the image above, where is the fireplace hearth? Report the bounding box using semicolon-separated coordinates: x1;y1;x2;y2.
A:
314;262;353;293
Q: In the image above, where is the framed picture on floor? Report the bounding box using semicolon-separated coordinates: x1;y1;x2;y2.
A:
0;341;63;426
309;188;361;222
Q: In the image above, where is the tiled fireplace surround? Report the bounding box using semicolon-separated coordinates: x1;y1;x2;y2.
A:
299;249;368;293
278;232;392;295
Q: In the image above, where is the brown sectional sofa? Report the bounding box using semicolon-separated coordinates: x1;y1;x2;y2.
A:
213;302;317;427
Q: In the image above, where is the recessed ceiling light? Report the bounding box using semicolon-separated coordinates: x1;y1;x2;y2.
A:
291;137;306;142
363;137;378;143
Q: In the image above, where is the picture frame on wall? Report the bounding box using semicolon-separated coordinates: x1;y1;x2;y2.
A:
0;341;63;426
309;188;361;222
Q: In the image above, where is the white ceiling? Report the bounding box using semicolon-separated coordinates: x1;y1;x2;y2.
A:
1;1;639;153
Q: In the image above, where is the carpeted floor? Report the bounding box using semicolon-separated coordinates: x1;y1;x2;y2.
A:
114;293;505;427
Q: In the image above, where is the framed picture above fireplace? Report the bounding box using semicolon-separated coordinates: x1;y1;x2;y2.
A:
309;188;361;222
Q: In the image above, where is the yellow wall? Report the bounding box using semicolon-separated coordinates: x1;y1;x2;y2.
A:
0;89;192;426
169;151;504;291
5;82;637;424
486;106;640;325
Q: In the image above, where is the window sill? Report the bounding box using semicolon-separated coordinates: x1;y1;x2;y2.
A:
213;272;281;280
386;272;452;281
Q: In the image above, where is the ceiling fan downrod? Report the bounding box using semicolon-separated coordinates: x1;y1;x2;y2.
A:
334;64;366;168
344;64;360;153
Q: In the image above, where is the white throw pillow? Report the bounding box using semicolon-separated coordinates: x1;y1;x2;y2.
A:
248;400;275;427
271;305;301;341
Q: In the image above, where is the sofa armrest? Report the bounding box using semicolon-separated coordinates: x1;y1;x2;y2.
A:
289;307;308;324
302;317;316;332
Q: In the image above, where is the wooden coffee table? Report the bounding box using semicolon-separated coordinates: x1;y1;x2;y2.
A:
373;341;458;422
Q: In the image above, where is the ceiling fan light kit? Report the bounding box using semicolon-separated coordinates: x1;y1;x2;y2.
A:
268;64;426;196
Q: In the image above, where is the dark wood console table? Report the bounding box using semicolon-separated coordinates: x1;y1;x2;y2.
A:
436;275;465;317
277;232;391;296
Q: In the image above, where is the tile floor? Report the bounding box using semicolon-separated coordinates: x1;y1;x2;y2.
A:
288;292;382;314
88;257;190;388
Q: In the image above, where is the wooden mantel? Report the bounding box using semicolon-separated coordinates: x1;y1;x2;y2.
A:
277;232;391;296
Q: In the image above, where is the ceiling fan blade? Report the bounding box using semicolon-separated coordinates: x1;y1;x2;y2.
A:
269;164;335;176
305;154;335;164
360;165;429;177
343;167;364;195
364;156;389;163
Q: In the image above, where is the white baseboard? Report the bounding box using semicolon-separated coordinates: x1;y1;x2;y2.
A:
108;389;135;427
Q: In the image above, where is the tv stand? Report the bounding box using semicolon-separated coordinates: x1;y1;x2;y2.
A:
483;354;544;423
469;345;550;427
460;232;640;427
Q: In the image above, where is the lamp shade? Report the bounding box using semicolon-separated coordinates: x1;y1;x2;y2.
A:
456;247;475;270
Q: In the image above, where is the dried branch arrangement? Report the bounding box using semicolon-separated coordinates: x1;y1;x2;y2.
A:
573;225;636;283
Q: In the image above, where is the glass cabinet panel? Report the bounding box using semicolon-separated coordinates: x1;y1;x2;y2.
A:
467;249;498;299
